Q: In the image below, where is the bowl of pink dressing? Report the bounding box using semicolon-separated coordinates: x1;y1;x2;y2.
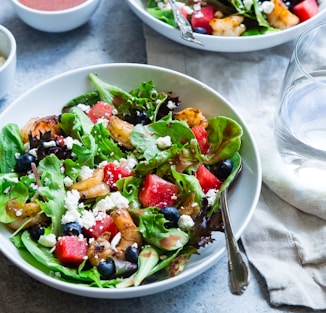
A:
9;0;101;32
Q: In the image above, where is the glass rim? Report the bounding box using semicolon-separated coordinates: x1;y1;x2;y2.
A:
294;22;326;88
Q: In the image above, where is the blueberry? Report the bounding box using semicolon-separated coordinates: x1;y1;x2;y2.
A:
29;223;45;241
125;245;139;264
193;27;207;34
159;206;180;228
210;159;233;181
97;259;116;279
15;153;36;173
62;222;82;236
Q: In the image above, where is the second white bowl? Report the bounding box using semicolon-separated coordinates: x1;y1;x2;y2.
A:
9;0;101;33
0;25;16;99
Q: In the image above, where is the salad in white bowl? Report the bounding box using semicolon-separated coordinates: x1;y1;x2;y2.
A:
128;0;326;52
0;64;261;298
148;0;322;37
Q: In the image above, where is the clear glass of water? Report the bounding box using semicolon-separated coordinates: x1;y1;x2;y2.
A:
274;23;326;183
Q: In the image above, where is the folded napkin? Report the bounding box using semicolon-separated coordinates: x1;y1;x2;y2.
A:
144;26;326;310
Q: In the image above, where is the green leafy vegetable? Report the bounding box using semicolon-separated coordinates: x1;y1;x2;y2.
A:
138;212;189;251
36;155;66;236
0;123;24;173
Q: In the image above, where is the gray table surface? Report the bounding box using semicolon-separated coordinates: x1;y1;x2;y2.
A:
0;1;320;312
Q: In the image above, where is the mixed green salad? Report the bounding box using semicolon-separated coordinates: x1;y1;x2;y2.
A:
147;0;320;37
0;73;243;288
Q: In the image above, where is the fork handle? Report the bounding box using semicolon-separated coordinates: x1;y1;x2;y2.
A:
220;189;250;295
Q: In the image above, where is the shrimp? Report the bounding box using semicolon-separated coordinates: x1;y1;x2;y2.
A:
110;208;142;260
87;208;142;264
266;0;299;30
173;108;208;128
87;232;114;266
20;115;61;143
210;15;246;37
69;168;110;199
6;200;48;230
106;115;135;150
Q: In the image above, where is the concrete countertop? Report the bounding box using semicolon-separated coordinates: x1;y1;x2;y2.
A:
0;1;313;312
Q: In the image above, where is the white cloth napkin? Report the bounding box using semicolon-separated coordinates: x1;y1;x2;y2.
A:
144;26;326;310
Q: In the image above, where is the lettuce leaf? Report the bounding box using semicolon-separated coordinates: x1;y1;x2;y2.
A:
0;123;24;173
36;155;66;236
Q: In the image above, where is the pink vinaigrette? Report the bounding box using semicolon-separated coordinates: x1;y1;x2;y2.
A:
19;0;87;11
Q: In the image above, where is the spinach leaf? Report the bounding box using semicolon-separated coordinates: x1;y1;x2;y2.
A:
204;116;242;165
0;123;24;173
36;155;66;236
91;123;126;163
60;107;93;141
171;167;205;205
20;231;101;283
130;119;195;160
138;213;189;251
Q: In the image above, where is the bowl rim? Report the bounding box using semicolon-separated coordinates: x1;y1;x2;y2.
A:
0;25;16;73
0;63;262;298
128;0;326;45
10;0;100;14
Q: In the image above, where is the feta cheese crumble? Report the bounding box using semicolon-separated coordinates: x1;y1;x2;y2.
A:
205;189;219;206
79;166;94;180
178;215;195;230
62;189;96;228
156;135;172;149
119;155;138;170
94;191;129;213
260;1;274;14
38;234;57;248
243;0;253;10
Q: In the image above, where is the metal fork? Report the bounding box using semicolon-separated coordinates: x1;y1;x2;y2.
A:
168;0;203;46
220;164;250;295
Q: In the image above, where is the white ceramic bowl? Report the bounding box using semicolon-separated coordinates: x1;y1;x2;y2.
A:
0;63;262;298
127;0;326;52
9;0;101;33
0;25;16;99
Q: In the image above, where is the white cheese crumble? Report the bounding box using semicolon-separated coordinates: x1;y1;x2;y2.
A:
243;0;253;10
156;135;172;149
167;100;177;110
96;118;109;127
62;189;96;228
94;191;129;213
178;215;195;230
64;189;80;211
80;210;96;229
77;103;91;113
205;189;219;206
98;160;109;168
43;141;56;148
28;148;38;159
38;234;57;248
79;166;94;180
63;136;81;150
119;155;138;170
63;176;74;188
260;1;274;14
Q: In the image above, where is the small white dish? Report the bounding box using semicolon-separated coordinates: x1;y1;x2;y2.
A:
0;25;16;99
9;0;101;33
0;63;261;298
127;0;326;52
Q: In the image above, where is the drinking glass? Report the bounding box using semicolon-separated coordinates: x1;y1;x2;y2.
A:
274;23;326;183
